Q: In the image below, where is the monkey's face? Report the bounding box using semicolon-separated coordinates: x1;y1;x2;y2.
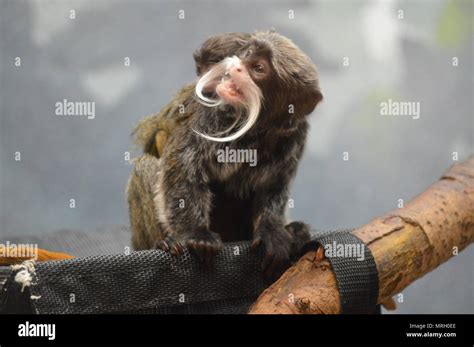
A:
194;55;264;142
194;31;322;142
196;55;264;105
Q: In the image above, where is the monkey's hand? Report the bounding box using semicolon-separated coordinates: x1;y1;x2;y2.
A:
155;235;185;256
184;228;223;265
251;222;293;280
157;228;223;265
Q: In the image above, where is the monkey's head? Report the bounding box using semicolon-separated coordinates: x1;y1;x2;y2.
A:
194;31;323;142
193;32;252;76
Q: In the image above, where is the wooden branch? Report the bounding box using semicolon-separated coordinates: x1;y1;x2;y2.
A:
249;155;474;314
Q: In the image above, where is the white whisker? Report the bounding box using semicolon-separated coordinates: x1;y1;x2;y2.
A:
193;56;263;142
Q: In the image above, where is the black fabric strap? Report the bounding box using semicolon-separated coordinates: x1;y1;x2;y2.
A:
308;230;380;314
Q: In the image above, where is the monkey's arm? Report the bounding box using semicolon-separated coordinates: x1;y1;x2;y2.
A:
251;130;312;276
251;171;297;278
155;133;222;262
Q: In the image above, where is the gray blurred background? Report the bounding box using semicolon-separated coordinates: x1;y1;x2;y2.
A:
0;0;472;313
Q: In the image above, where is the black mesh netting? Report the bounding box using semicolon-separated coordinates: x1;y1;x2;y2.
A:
1;227;379;314
30;242;268;314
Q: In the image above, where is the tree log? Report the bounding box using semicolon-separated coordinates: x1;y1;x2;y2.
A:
249;155;474;314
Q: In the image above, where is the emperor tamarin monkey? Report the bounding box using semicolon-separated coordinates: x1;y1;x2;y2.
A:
128;31;321;278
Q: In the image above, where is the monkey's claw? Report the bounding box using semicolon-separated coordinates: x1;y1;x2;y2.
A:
185;230;223;265
155;236;184;256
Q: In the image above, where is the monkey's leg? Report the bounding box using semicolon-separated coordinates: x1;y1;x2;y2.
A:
127;154;167;250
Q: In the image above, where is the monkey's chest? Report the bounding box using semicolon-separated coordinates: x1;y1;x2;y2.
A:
209;157;274;197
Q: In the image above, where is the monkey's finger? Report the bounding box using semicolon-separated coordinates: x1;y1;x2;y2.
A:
187;240;206;262
160;236;184;256
186;240;199;254
207;242;222;265
169;241;184;256
155;240;170;252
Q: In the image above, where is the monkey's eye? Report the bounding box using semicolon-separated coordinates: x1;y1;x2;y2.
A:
253;64;265;74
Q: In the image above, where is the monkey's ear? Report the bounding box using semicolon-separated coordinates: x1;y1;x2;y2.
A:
294;87;323;116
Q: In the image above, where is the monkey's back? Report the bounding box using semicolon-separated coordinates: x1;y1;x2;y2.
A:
132;83;196;157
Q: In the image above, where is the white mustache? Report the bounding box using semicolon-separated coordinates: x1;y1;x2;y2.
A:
194;56;263;142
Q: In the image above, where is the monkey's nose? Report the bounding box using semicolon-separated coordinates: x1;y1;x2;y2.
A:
229;65;243;74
